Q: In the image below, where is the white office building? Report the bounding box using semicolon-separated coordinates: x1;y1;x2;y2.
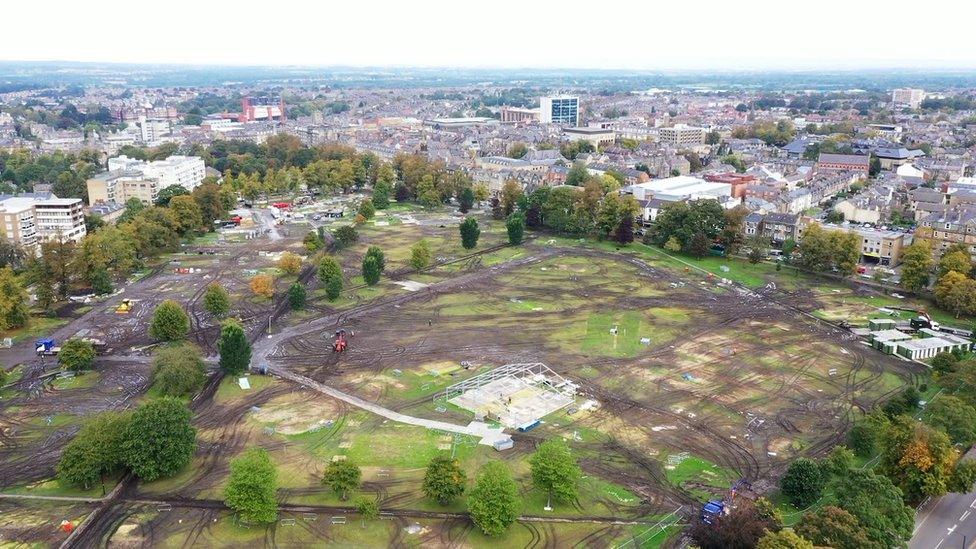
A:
107;155;207;192
621;176;735;221
139;116;171;145
540;96;579;126
0;193;86;248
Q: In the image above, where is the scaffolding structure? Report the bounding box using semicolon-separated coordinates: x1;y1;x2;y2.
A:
442;363;578;428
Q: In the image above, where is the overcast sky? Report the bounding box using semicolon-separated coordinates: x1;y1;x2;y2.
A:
4;0;975;70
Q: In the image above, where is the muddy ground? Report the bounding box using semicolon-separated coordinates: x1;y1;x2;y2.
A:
0;208;923;548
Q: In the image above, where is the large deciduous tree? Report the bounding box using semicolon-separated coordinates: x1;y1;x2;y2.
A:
529;438;581;504
224;447;278;524
57;412;131;491
152;342;206;398
149;300;190;342
250;274;274;299
410;239;432;271
277;252;302;275
322;459;361;500
467;461;521;536
121;398;196;482
795;505;882;549
924;395;976;446
899;240;933;292
202;283;230;317
0;267;29;331
422;455;466;505
879;416;960;503
58;338;96;373
780;457;825;508
756;529;814;549
690;498;782;549
828;469;914;547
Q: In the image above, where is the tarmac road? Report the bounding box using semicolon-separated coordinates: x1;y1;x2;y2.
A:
253;207;282;240
911;449;976;549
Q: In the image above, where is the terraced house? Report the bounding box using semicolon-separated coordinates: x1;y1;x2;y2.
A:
915;208;976;261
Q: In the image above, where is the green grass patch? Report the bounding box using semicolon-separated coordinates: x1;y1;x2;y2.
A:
663;454;739;502
1;476;118;499
582;311;644;358
51;371;101;391
213;374;274;404
2;315;69;344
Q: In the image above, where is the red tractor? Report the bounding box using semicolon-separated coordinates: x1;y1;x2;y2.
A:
333;329;347;353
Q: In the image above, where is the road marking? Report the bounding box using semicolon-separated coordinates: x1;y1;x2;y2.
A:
971;497;976;509
935;538;944;549
961;510;971;521
948;524;957;535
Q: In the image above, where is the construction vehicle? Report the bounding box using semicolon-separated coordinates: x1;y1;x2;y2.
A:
115;299;133;314
909;310;940;332
83;337;109;354
35;339;61;356
700;478;752;525
332;329;347;353
71;330;109;354
701;500;727;525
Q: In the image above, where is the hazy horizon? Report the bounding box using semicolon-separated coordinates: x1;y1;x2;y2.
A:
4;0;976;71
5;60;976;73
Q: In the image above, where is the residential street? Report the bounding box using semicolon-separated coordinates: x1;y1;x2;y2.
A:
911;450;976;549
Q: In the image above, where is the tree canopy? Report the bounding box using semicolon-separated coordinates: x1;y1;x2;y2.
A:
58;338;96;372
218;321;251;376
780;457;825;508
152;342;206;398
149;300;190;342
224;447;278;524
459;217;481;250
57;412;130;490
467;461;521;536
121;398;196;482
422;455;466;505
410;239;432;271
202;283;230;317
322;459;361;500
529;438;581;504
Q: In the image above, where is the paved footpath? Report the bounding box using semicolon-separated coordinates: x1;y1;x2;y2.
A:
268;366;511;447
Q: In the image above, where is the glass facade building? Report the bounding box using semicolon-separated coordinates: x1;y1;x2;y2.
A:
540;96;579;126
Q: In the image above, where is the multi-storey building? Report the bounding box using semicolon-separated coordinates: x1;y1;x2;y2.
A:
0;193;86;249
744;212;802;245
891;88;925;109
0;201;37;249
539;96;579;126
562;127;615;149
34;198;86;242
139;116;171;145
822;223;910;266
89;155;207;205
816;153;870;176
87;170;158;204
915;208;976;262
500;107;540;123
658;124;705;147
